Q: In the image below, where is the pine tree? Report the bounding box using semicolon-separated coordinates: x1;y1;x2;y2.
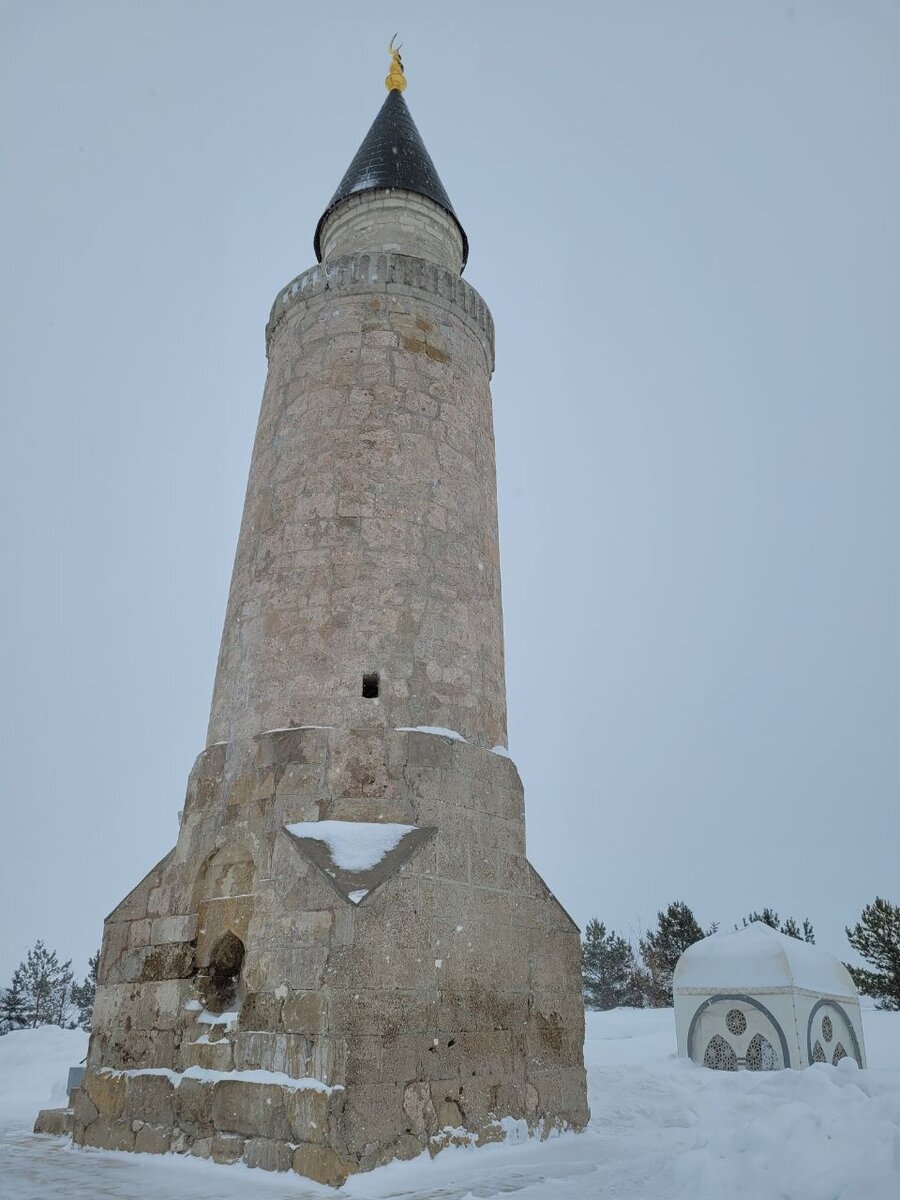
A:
845;897;900;1010
70;950;99;1032
581;920;643;1010
17;941;74;1028
744;907;781;930
741;911;815;943
0;966;28;1034
629;963;654;1008
780;916;816;943
639;901;705;1007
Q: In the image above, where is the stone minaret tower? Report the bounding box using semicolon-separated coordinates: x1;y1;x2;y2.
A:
64;50;588;1183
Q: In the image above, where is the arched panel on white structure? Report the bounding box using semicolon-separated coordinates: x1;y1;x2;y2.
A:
806;1000;863;1067
688;994;789;1071
703;1034;737;1071
746;1032;779;1071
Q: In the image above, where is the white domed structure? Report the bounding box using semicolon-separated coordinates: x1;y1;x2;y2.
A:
674;923;866;1071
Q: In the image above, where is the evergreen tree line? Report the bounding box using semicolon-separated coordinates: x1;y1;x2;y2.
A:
582;896;900;1011
0;941;98;1034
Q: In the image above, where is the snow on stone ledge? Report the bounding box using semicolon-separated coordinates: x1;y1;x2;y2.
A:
395;725;511;756
284;820;415;871
260;725;334;734
395;725;467;741
98;1065;340;1092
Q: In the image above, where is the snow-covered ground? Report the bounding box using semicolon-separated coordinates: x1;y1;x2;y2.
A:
2;1007;899;1199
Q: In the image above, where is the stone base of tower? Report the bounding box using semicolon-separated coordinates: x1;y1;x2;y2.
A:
68;727;589;1183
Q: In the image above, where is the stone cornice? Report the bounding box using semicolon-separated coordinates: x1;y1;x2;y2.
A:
266;253;495;374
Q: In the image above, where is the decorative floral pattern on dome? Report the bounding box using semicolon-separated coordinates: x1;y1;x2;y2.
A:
813;1040;826;1063
832;1042;848;1065
822;1014;833;1043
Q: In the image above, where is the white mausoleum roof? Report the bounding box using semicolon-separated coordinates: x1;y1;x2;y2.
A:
674;922;857;997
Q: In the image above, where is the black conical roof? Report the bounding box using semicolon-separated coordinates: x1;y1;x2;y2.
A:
314;88;468;267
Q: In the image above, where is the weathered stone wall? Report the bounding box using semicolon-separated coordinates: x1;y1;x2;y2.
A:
73;729;588;1183
206;253;506;749
318;190;465;273
64;188;590;1183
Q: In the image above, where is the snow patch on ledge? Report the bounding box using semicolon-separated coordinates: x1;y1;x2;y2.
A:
193;1009;239;1028
395;725;466;741
395;726;512;757
261;725;334;734
285;820;415;871
98;1065;340;1093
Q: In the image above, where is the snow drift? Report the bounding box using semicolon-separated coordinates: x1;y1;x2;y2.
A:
2;1007;899;1198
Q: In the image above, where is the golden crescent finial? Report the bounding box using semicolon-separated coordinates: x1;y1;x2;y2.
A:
386;34;407;92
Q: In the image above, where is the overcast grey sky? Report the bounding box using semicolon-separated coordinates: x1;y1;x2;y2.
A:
1;0;898;984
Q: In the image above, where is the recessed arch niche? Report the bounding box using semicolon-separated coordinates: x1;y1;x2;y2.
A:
689;994;788;1071
192;842;257;984
196;929;245;1013
806;999;863;1067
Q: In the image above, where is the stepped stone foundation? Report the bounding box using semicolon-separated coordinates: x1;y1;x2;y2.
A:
67;728;587;1183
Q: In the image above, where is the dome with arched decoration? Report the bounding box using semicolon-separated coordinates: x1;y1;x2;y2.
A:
673;923;867;1072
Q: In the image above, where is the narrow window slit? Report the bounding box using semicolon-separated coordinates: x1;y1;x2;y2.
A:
362;672;380;699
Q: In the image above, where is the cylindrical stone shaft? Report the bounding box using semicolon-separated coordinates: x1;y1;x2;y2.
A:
207;228;507;749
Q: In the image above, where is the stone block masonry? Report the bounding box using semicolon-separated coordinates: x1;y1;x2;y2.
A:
49;81;590;1183
70;729;588;1182
208;249;505;750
